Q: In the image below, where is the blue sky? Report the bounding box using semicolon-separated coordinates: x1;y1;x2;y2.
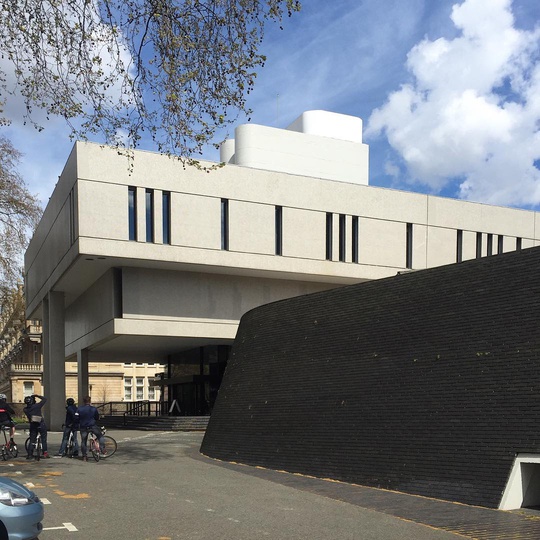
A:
3;0;540;210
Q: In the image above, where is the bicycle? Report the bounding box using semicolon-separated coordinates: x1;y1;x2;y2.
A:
24;430;43;461
0;425;18;460
100;427;117;459
87;431;101;461
86;427;117;461
63;427;78;458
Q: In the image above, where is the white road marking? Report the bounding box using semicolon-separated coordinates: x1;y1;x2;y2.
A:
43;523;78;532
15;471;22;475
41;498;51;504
24;482;34;488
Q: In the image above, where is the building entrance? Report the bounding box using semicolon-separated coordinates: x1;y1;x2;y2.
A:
159;345;230;416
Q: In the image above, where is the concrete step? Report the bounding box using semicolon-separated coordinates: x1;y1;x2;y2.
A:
101;415;210;431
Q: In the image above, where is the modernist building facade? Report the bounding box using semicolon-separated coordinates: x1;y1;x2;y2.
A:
0;282;163;405
25;111;540;429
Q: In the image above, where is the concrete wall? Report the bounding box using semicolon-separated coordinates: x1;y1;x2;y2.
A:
202;246;540;508
65;270;117;349
69;143;540;277
121;267;335;322
25;146;79;315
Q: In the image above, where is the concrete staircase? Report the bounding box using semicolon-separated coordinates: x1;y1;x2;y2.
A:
101;415;210;432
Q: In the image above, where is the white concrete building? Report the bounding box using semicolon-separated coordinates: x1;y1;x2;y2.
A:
25;111;540;428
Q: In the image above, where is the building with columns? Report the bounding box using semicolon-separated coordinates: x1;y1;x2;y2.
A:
25;111;540;429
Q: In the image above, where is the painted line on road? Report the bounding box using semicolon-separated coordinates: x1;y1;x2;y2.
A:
43;523;78;532
41;498;51;504
24;482;34;488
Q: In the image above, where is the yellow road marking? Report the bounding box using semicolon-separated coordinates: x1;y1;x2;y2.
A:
53;489;91;499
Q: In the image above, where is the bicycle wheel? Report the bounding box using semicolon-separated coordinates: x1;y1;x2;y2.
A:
1;446;6;461
100;436;117;458
7;441;18;459
66;435;74;458
25;437;30;453
90;437;100;462
35;438;42;461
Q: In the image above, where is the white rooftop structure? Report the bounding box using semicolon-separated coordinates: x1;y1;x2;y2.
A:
220;110;369;185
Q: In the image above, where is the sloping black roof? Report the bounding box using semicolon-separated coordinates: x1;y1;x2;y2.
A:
202;246;540;508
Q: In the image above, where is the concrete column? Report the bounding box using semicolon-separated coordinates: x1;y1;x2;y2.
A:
42;291;66;431
77;349;89;406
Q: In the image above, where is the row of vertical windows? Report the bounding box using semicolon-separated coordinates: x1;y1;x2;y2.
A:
128;187;171;244
326;213;361;263
128;189;527;266
466;231;521;262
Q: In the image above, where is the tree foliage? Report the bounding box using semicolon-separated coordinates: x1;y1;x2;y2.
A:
0;137;42;294
0;0;301;160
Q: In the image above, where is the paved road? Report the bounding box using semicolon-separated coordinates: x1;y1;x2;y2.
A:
1;429;536;540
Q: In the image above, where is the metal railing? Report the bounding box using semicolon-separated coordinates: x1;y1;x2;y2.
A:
97;401;168;417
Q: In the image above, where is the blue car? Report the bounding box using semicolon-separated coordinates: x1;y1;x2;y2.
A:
0;477;44;539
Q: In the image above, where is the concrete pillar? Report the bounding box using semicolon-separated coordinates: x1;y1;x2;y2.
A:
77;349;89;406
42;291;66;431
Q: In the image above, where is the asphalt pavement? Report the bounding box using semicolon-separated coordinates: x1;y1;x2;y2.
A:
0;429;538;540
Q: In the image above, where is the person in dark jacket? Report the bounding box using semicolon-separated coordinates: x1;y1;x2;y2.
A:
0;394;16;447
23;394;49;459
75;396;105;461
56;398;79;457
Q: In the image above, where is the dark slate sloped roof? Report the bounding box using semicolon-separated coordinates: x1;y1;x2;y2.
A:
202;246;540;508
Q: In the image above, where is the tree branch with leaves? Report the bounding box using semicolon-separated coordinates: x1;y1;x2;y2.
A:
0;0;301;161
0;137;42;294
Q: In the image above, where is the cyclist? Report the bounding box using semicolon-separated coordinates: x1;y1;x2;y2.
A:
0;394;16;449
75;396;105;462
23;394;49;459
56;398;79;457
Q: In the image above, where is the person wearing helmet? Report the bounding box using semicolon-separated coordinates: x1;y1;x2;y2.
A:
0;394;16;448
56;398;79;457
23;394;49;459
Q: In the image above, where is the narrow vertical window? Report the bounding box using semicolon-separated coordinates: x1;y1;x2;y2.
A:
406;223;413;269
325;213;333;261
221;198;229;251
516;237;522;251
275;206;283;256
145;189;154;242
338;214;346;262
128;186;137;241
487;233;493;256
476;232;483;258
497;235;504;255
69;189;75;245
162;191;171;245
352;216;359;263
456;229;463;263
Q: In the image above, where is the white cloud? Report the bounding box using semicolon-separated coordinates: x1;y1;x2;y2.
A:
366;0;540;207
